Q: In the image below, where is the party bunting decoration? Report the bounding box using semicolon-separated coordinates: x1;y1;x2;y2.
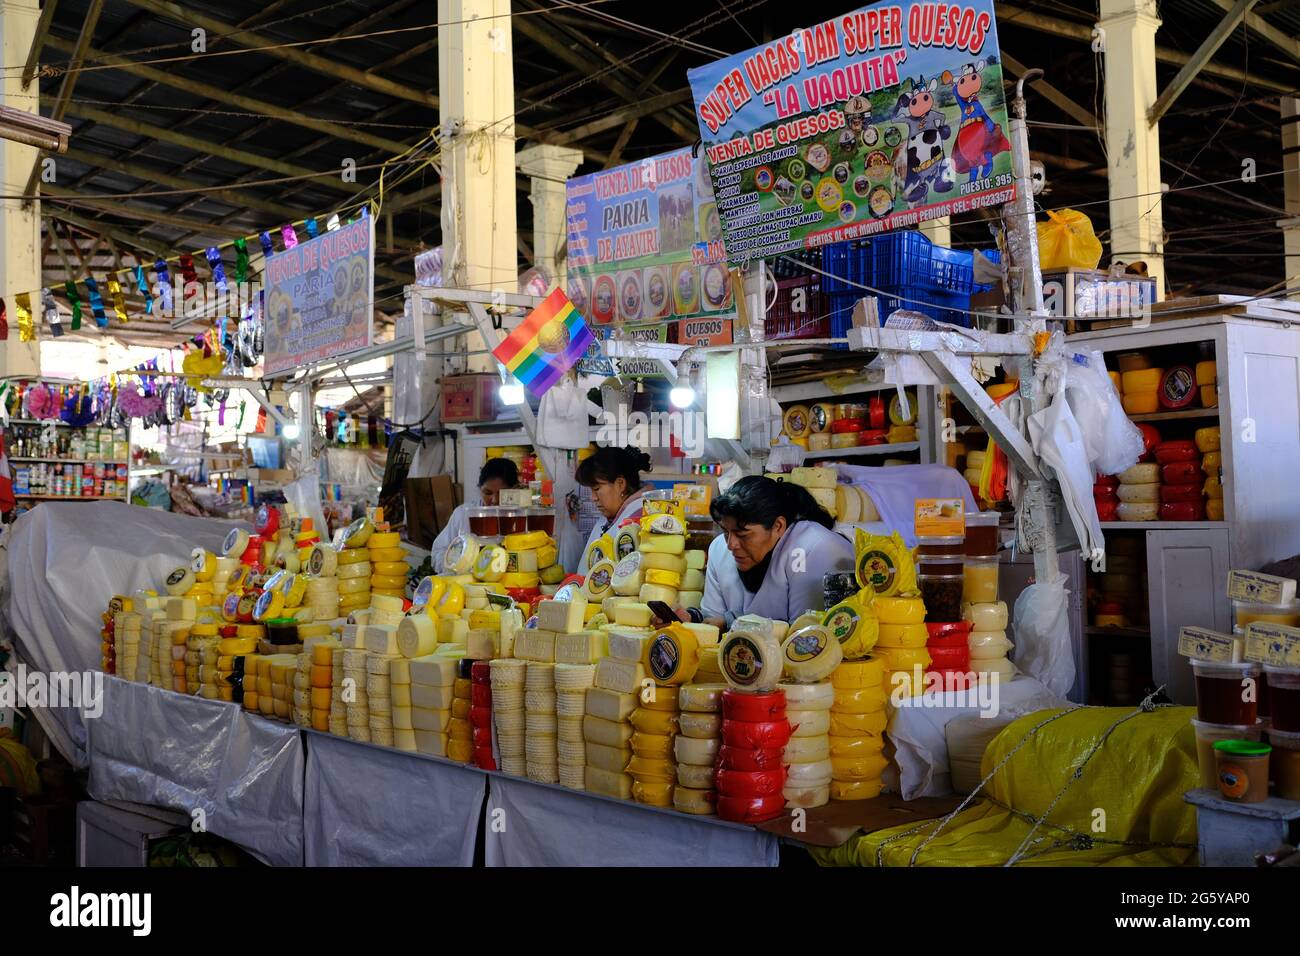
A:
259;231;274;259
133;265;152;315
83;277;108;327
154;259;173;313
281;224;298;249
492;287;594;397
234;237;249;284
205;246;228;293
106;277;128;324
41;288;62;338
0;298;7;341
15;292;34;341
327;214;340;232
305;218;318;239
178;253;198;289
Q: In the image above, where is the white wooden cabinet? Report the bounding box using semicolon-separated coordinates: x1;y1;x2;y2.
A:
1146;528;1232;704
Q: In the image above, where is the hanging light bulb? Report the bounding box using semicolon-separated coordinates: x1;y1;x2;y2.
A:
670;357;698;408
282;423;301;440
497;363;525;406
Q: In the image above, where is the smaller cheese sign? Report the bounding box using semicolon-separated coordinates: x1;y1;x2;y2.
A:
1226;569;1297;605
1177;626;1239;663
915;498;966;538
1243;622;1300;667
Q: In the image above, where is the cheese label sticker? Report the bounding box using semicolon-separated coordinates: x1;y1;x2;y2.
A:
721;635;766;687
411;576;435;610
525;614;539;629
1243;622;1300;667
647;633;683;682
223;528;246;555
255;503;278;535
228;566;251;591
615;529;638;559
475;546;505;575
1226;569;1297;605
555;583;581;604
237;593;257;621
307;547;328;575
823;604;861;647
644;513;685;535
614;553;641;579
166;567;189;588
254;590;277;620
222;592;241;621
191;548;211;573
263;569;286;594
784;625;830;664
914;498;965;537
589;565;612;592
1177;626;1238;662
857;549;897;595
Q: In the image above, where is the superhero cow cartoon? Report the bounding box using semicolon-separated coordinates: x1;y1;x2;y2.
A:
942;60;1011;185
892;76;954;208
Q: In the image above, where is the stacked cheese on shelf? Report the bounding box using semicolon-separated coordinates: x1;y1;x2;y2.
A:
113;607;142;683
773;618;842;809
1116;461;1160;523
490;659;527;775
500;529;559;598
165;616;191;694
872;596;926;696
337;517;376;616
409;652;456;756
1203;437;1224;522
554;663;596;789
308;639;338;732
1155;438;1206;521
341;631;371;741
963;599;1014;684
523;662;558;781
304;543;344;621
447;668;475;762
388;655;414;751
829;657;888;800
584;626;646;799
634;512;688;609
673;683;725;815
628;681;679;808
367;529;407;601
266;653;297;722
469;661;495;769
1119;363;1161;416
790;465;839;521
292;651;313;727
364;622;402;747
214;623;257;704
328;645;347;735
242;653;261;713
184;627;214;697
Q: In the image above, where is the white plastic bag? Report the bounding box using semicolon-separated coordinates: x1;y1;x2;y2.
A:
1011;578;1075;698
1063;349;1143;477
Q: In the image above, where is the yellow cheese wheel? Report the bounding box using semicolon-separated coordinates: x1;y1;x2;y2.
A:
1202;450;1221;476
831;657;884;689
1204;475;1224;499
1200;385;1218;408
832;685;888;713
831;778;884;800
1119;462;1159;484
1122;392;1159;415
874;596;925;625
371;574;408;590
1120;368;1162;393
873;646;931;671
1195;360;1216;385
830;753;888;780
830;709;887;735
337;547;371;566
1195;426;1220;453
783;404;811;438
1207;498;1225;521
504;530;550;551
371;561;409;577
367;531;400;550
876;622;928;648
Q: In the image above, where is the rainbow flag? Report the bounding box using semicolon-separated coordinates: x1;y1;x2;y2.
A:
493;287;594;396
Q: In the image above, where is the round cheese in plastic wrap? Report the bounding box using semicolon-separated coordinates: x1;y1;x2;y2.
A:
715;767;785;798
715;745;784;772
677;763;716;789
778;681;834;711
963;600;1008;631
721;717;792;750
643;624;700;685
784;783;830;809
831;753;889;780
832;685;888;713
829;709;887;736
829;733;884;757
822;598;878;660
779;624;843;683
678;711;722;738
630;732;674;760
721;689;785;721
787;708;831;737
674;734;720;766
626;755;675;782
831;778;884;801
783;735;831;763
443;535;480;575
716;793;786;824
472;545;509;582
223;528;251;558
785;757;834;786
191;549;217;582
679;683;727;713
873;596;925;625
165;566;196;596
672;786;716;815
639;684;679;712
873;646;931;672
344;517;375;548
975;658;1016;680
876;622;928;648
719;631;783;692
831;657;884;689
1116;501;1158;522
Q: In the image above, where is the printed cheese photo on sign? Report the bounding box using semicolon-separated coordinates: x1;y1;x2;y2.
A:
687;1;1014;262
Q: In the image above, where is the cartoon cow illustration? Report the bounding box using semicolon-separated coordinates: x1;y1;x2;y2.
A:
942;60;1011;184
893;76;954;207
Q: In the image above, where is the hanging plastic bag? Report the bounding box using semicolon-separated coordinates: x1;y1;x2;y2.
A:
1062;349;1144;477
1012;578;1075;698
1036;209;1103;271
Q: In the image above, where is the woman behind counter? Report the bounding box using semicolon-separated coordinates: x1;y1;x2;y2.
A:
430;457;520;573
575;445;652;574
700;475;854;628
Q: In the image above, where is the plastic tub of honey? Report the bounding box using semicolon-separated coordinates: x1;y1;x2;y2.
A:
916;535;963;557
1264;666;1300;732
917;554;964;576
1191;718;1263;790
1192;659;1259;726
918;572;964;623
498;508;527;535
1214;739;1271;803
962;557;1000;605
1232;598;1300;629
526;508;555;535
963;512;1000;556
1267;728;1300;799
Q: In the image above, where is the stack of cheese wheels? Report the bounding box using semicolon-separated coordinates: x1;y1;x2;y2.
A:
1203;443;1224;522
183;549;218;613
490;659;527;775
444;663;473;761
501;529;556;597
242;653;261;712
367;529;407;601
1119;359;1161;416
828;656;888;800
963;600;1015;685
873;596;926;695
964;448;986;495
790;465;839;521
267;653;297;722
307;639;338;733
291;651;312;727
185;627;214;697
304;543;343;621
217;623;258;704
524;661;557;780
584;652;639;800
673;683;725;815
342;643;371;742
408;653;456;756
1156;438;1206;521
114;607;143;684
1116;460;1159;522
328;644;347;735
628;683;681;808
293;517;320;566
177;620;212;695
637;513;686;610
1196;359;1217;409
147;613;166;688
780;682;835;810
469;660;495;769
717;687;790;823
388;655;415;751
555;663;596;789
366;628;400;748
164;614;191;694
337;517;375;615
679;548;708;614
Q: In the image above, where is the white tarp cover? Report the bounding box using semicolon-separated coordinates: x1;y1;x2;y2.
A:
87;676;304;866
303;730;484;865
485;774;779;866
2;500;238;766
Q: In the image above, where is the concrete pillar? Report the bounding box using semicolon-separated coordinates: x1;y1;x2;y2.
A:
0;0;42;375
1280;97;1300;298
517;144;583;289
1099;0;1165;299
438;0;517;371
919;217;951;248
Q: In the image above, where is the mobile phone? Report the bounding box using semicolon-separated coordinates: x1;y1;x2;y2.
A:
646;600;680;624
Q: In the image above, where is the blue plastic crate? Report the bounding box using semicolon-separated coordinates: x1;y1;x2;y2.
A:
829;285;972;330
820;242;857;295
973;247;1001;293
870;231;975;294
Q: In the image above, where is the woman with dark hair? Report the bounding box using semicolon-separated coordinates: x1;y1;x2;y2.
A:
575;445;653;574
700;475;854;627
432;457;520;573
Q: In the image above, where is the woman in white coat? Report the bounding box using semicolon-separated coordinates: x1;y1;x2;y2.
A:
699;476;854;628
430;458;520;573
575;445;651;575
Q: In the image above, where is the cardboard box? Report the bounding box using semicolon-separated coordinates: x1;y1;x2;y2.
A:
404;475;462;549
440;374;499;423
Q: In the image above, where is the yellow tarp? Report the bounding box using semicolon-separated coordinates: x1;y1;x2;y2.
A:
812;706;1200;867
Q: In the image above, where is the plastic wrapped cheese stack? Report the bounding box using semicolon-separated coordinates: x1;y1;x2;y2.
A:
306;639;338;732
1203;440;1224;522
242;654;261;713
717;688;789;823
636;512;686;609
790;465;839;521
366;626;401;748
469;661;496;769
304;543;343;621
963;600;1015;685
409;652;457;757
1115;460;1160;522
673;683;725;815
445;663;474;762
184;629;214;697
337;516;375;617
165;620;190;694
627;684;679;808
780;681;834;810
584;634;640;799
490;659;527;775
291;652;312;727
829;657;888;800
341;643;371;742
554;663;596;789
524;661;558;781
114;608;142;684
1155;438;1206;521
873;597;927;696
215;623;257;704
328;645;347;735
267;654;297;722
388;656;414;751
501;528;558;599
367;528;407;601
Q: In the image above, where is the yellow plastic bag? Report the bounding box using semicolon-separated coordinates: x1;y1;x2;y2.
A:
1036;208;1103;271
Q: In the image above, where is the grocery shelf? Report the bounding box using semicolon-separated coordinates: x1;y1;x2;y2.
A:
1125;408;1220;423
10;457;129;465
1100;520;1227;530
1085;625;1150;638
14;494;127;500
800;442;921;460
771;380;899;403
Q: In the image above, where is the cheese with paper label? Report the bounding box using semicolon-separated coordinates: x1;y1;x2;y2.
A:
583;560;616;601
585;534;616;570
506;549;540;574
472;545;508;582
614;523;640;559
611;553;645;595
644;624;700;685
641;551;687;574
443;535;480;575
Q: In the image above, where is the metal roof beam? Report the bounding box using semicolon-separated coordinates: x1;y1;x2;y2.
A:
1210;0;1300;66
21;0;60;89
1149;0;1258;126
1001;52;1099;129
